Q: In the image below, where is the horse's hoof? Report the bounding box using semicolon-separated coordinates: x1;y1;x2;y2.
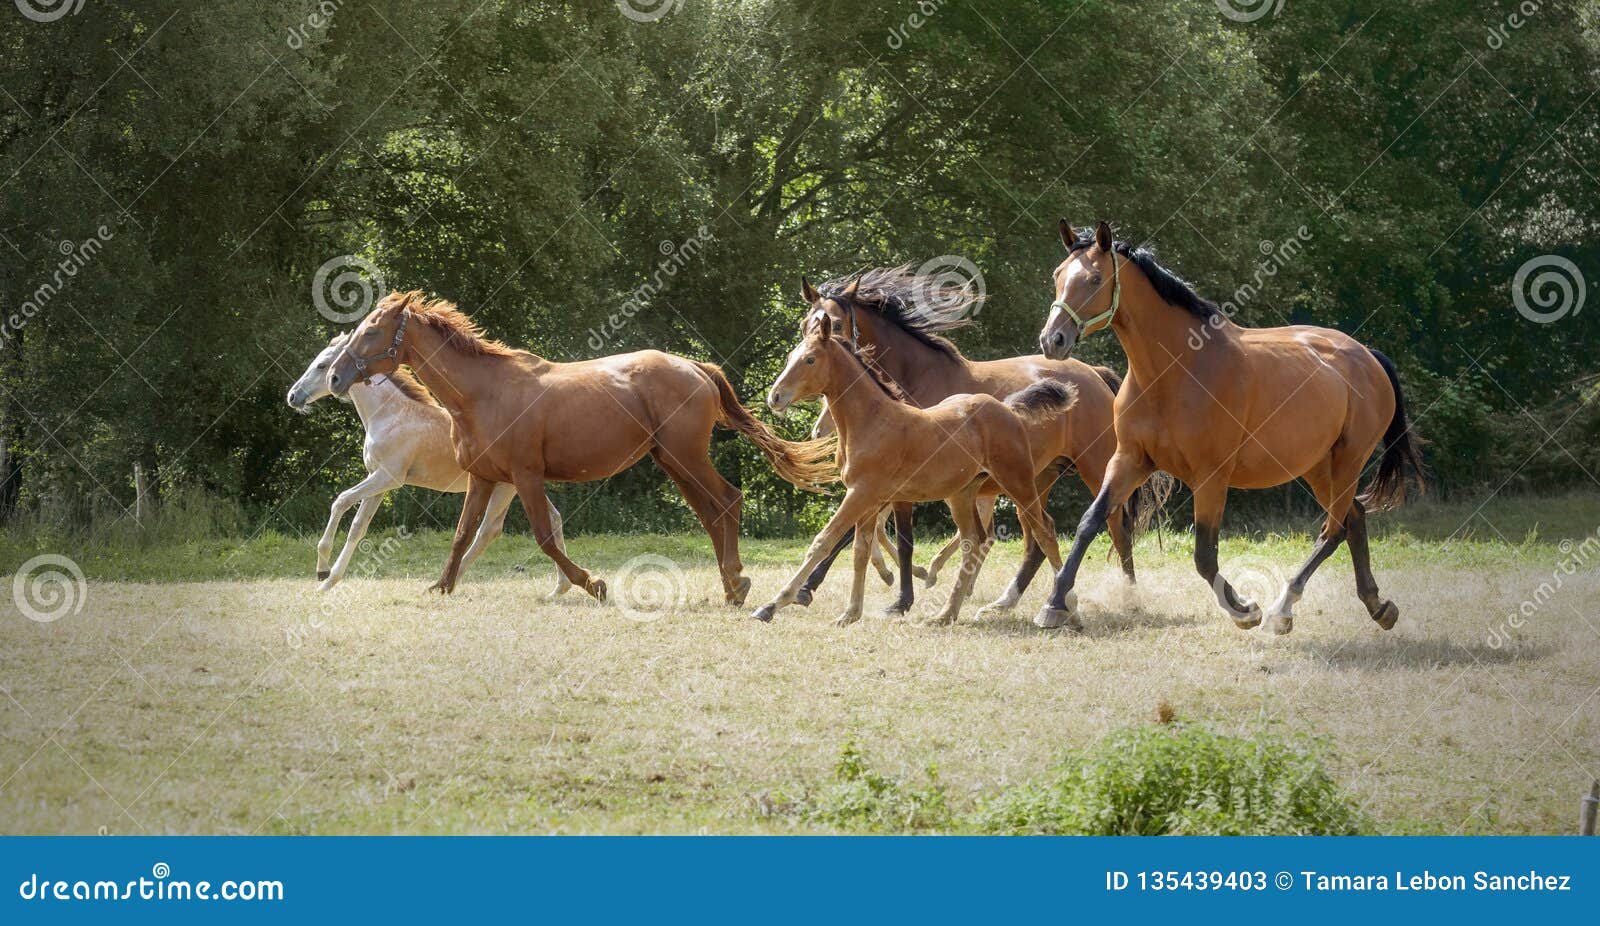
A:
315;570;330;581
875;570;895;587
881;600;911;618
1234;603;1264;631
920;612;957;627
427;581;453;596
727;576;753;607
752;603;777;622
923;569;940;589
911;566;928;580
1373;600;1399;630
1033;593;1081;631
832;611;861;627
1263;610;1292;636
588;579;607;602
316;578;337;594
794;587;813;607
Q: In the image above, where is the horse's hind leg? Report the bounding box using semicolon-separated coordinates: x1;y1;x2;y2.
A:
1346;500;1398;629
981;463;1066;616
1264;465;1347;635
869;508;895;586
651;446;749;606
1192;479;1262;630
926;495;994;587
926;492;989;626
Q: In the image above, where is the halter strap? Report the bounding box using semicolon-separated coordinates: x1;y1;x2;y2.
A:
346;310;408;379
1050;250;1121;335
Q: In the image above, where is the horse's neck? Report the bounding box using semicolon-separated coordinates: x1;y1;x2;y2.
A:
347;379;406;430
859;317;967;403
822;351;900;444
400;323;514;426
1112;276;1226;386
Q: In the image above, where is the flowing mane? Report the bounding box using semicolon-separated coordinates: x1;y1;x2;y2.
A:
816;265;984;360
1067;229;1220;321
380;290;524;359
845;341;910;403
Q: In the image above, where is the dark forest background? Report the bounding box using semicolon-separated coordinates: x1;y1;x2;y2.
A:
2;0;1597;540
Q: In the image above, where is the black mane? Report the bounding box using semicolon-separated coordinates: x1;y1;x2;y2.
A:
816;264;983;360
1069;229;1220;320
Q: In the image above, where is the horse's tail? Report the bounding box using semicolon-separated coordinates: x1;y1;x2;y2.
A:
1122;471;1176;542
1003;380;1078;424
1358;348;1428;511
695;362;838;493
1091;364;1123;397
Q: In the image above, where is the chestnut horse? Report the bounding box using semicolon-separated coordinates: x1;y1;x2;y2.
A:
1035;220;1425;634
758;288;1067;626
327;291;836;605
795;267;1171;617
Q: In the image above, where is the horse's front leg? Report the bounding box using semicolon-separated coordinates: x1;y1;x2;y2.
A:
430;474;495;595
1191;479;1261;630
317;469;396;582
754;488;877;622
1036;450;1153;631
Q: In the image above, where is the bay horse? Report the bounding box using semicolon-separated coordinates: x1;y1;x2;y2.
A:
794;267;1170;617
326;291;837;605
1034;220;1425;634
756;285;1068;626
287;334;570;596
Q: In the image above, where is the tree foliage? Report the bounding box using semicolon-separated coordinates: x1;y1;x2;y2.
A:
2;0;1596;533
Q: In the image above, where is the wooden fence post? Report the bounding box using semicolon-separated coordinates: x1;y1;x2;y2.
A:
1582;779;1598;836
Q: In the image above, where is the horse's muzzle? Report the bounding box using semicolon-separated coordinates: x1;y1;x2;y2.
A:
767;389;790;414
1039;328;1076;361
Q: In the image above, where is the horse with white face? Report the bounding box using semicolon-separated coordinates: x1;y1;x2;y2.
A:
286;333;570;595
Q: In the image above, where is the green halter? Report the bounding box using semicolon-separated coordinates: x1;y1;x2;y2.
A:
1050;250;1122;335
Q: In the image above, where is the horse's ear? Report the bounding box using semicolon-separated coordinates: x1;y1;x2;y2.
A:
1059;218;1075;250
1095;221;1113;252
813;311;831;341
841;276;859;300
801;276;819;305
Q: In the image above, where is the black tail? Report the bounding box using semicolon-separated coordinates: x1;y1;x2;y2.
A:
1091;364;1123;397
1359;349;1427;511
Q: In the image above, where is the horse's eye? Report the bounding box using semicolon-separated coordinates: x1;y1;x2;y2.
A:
805;356;816;365
1091;274;1103;285
317;363;327;370
832;321;841;332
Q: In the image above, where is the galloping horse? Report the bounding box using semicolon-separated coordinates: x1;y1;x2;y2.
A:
1035;220;1425;634
757;283;1068;626
795;267;1170;617
288;334;570;596
327;291;836;605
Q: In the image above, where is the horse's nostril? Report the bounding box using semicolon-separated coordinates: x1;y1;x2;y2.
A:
1051;332;1065;348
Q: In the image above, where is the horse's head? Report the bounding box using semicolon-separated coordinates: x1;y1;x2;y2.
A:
769;276;857;413
329;292;412;396
1040;219;1120;360
286;333;350;413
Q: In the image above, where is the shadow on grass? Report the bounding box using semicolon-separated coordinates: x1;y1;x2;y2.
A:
1295;635;1548;670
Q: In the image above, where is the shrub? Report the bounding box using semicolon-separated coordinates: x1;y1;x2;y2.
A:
975;723;1367;836
794;740;952;833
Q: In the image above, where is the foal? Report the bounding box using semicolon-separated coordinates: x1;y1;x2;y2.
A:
1035;220;1425;634
757;291;1067;626
288;334;570;595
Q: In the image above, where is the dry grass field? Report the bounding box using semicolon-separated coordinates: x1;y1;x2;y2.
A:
2;495;1598;835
